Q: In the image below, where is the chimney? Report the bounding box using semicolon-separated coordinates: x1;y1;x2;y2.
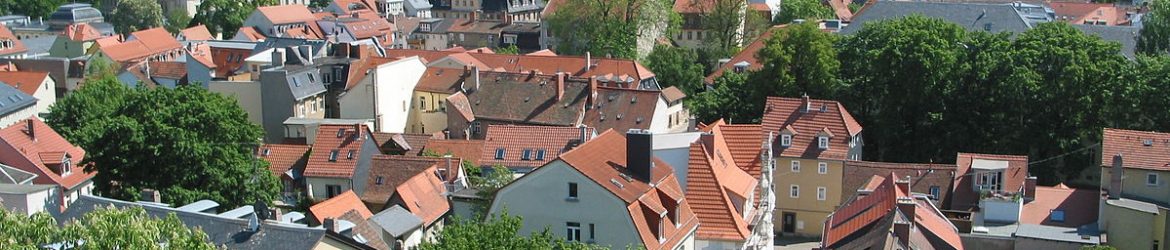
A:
626;129;655;183
139;189;161;203
504;13;513;25
473;66;481;90
470;10;480;22
687;116;698;132
1024;176;1037;201
353;124;363;140
272;49;285;67
895;175;910;194
271;209;283;222
588;76;598;106
323;218;338;232
801;93;811;113
23;119;34;138
585;52;591;71
1109;154;1124;199
556;72;565;101
578;125;589;144
700;132;715;158
894;196;917;247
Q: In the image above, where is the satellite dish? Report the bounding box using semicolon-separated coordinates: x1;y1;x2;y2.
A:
253;200;270;221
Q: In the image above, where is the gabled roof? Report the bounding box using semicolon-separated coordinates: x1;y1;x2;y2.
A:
309;190;374;224
257;143;310;177
555;130;699;250
336;209;389;250
705;25;784;84
304;124;374;178
461;72;590;126
179;25;214;41
0;24;25;57
446;19;507;34
370;205;424;237
393;163;450;225
413;67;466;94
1074;24;1138;59
1102;128;1170;171
673;0;714;14
842;2;1031;35
236;27;266;42
372;132;434;155
0;163;38;184
760;96;862;160
420;139;485;165
826;0;853;21
1051;2;1128;25
62;23;103;42
0;71;50;95
686;123;759;241
383;49;657;87
257;4;319;25
362;155;443;206
950;153;1028;211
822;174;962;249
1020;184;1099;227
706;121;764;178
146;61;187;79
0;118;90;190
480;125;594;169
100;27;182;63
583;87;660;133
660;86;686;103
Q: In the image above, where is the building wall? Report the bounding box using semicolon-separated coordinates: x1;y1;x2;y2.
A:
774;157;843;236
960;234;1016;250
30;76;55;117
305;177;352;201
646;97;671;134
980;198;1022;223
372;58;425;133
48;39;89;58
208;80;264;126
1099;201;1162;250
0;187;56;216
60;181;93;211
449;32;496;49
1101;166;1170;204
1013;237;1092;250
652;146;691;188
186;54;213;87
405;90;450;134
490;160;642;249
240;12;277;39
259;70;293;143
695;239;743;250
0;105;36;129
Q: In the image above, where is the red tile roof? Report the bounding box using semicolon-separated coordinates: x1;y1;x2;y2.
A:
842;160;956;203
673;0;715;13
413;67;467;94
180;25;214;41
394;163;450;225
257;4;319;25
337;17;395;41
480;125;594;169
0;71;50;95
1020;184;1099;227
187;42;216;68
147;61;187;79
309;190;374;223
712;122;765;178
826;0;854;22
760;96;862;160
661;86;686;103
62;23;104;42
557;130;699;250
950;153;1029;211
1051;2;1129;25
687;123;759;241
0;24;26;56
0;118;91;189
236;27;266;42
1102;128;1170;171
421;139;485;166
100;27;182;63
384;49;656;87
912;199;963;249
305;124;375;178
362;155;442;206
706;25;785;84
822;174;962;249
257;144;310;177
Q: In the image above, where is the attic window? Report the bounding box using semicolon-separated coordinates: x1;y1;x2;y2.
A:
329;150;339;162
495;148;505;160
1144;139;1154;146
347;150;356;159
376;176;384;185
262;148;271;156
1050;210;1065;222
337;128;347;138
818;136;829;149
780;134;792;147
536;149;546;160
521;149;532;160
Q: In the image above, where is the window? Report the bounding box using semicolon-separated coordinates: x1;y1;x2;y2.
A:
929;186;940;200
790;185;799;198
536;149;546;160
328;150;339;162
817;187;826;200
589;223;595;241
521;149;532;160
1149;173;1159;186
791;160;800;172
495;148;505;159
780;134;792;147
308;74;315;83
974;171;1003;192
568;182;578;200
326;185;342;198
818;136;829;149
347;150;356;159
1050;210;1065;222
376;176;384;185
61;156;72;176
818;162;828;174
420;97;427;110
566;222;581;242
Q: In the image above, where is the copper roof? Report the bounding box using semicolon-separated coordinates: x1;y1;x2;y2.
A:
760;96;862;160
0;118;91;190
308;190;373;223
686;124;758;241
304;124;375;178
257;144;310;177
1101;128;1170;171
480;125;593;169
0;71;50;95
420;139;485;165
950;153;1028;211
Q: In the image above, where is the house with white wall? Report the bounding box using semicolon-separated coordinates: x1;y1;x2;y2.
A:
338;56;426;133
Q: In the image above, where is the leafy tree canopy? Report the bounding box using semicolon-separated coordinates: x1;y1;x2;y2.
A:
191;0;275;39
774;0;834;24
0;0;65;18
108;0;165;35
644;45;705;96
546;0;678;59
0;206;215;249
418;211;607;250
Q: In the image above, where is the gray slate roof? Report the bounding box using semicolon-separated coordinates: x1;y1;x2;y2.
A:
20;35;56;57
369;205;423;237
1014;224;1100;244
59;195;335;250
0;81;37;115
1075;24;1139;59
842;1;1032;35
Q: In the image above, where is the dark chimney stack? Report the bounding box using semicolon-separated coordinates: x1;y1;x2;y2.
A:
140;189;161;203
626;129;655;183
587;76;598;106
23;119;33;138
1109;154;1124;199
323;218;338;232
1024;176;1037;201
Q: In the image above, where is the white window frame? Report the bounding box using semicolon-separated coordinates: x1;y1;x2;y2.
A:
790;185;799;198
817;186;827;201
1148;173;1159;186
566;222;581;242
929;186;941;200
780;134;792;147
817;162;828;174
974;171;1003;192
818;136;829;149
791;160;800;172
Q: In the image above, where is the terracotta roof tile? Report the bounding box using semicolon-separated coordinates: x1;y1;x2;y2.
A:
100;27;182;63
0;118;91;190
525;49;557;56
305;124;375;178
823;174;960;249
337;210;390;250
62;23;104;42
257;144;310;177
414;67;466;94
912;200;963;249
236;27;266;42
673;0;715;13
386;49;656;87
0;24;26;56
0;71;50;95
372;132;435;155
1051;2;1129;25
308;190;373;223
686;123;759;241
362;155;443;206
661;86;686;103
461;72;590;126
1102;128;1170;171
950;153;1028;211
480;125;594;170
842;160;956;203
715;123;764;177
1019;184;1099;227
180;25;214;41
147;61;187;79
583;87;660;133
760;96;862;160
257;4;319;25
706;25;785;83
394;164;450;225
826;0;854;21
445;92;475;122
187;42;216;68
420;139;485;165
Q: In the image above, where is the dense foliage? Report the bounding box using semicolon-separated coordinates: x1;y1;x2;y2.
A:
1140;0;1170;55
775;0;835;24
0;207;215;249
546;0;678;59
191;0;276;38
45;77;280;209
689;16;1163;185
645;45;706;95
108;0;165;35
418;211;607;250
165;9;193;34
0;0;65;18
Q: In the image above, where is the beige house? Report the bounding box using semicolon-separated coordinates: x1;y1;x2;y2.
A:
1099;128;1170;250
0;71;56;117
405;66;467;134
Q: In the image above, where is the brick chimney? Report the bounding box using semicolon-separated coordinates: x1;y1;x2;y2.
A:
1109;154;1124;199
801;93;811;113
555;72;565;101
353;124;363;140
700;132;715;158
323;218;338;232
894;196;917;247
587;76;598;106
1024;176;1037;201
626;129;655;183
23;119;34;139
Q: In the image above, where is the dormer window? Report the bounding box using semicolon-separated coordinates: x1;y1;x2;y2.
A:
535;149;546;161
61;154;72;176
818;136;829;149
780;134;792;147
337;128;347;138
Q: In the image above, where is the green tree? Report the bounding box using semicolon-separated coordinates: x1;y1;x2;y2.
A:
419;211;607;250
1139;0;1170;55
644;45;705;95
0;0;65;19
45;77;281;209
775;0;834;24
496;44;520;55
165;9;193;34
752;22;841;100
108;0;165;35
310;0;331;8
0;207;215;249
546;0;678;59
699;0;749;53
191;0;276;39
689;72;756;123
